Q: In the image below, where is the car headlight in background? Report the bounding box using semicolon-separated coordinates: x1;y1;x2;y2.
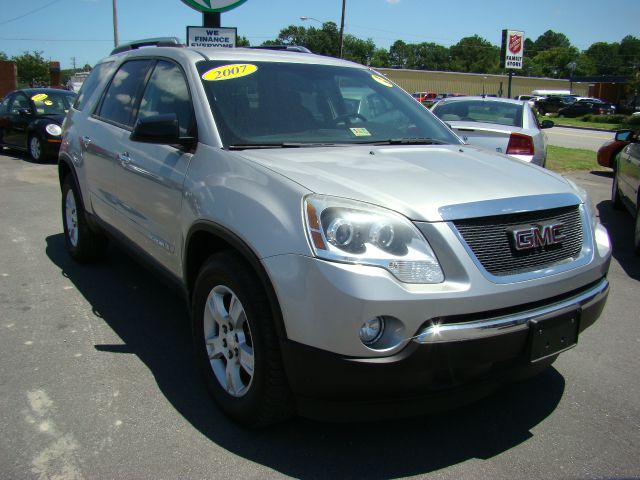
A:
45;124;62;136
304;195;444;284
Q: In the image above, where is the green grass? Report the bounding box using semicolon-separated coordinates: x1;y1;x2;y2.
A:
545;145;607;173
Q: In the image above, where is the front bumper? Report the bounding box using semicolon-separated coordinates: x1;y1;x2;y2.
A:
280;278;608;420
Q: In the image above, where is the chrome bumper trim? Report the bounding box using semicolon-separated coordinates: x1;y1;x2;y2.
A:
413;278;609;344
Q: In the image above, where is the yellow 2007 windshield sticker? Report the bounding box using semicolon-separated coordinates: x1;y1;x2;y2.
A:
371;74;393;88
350;127;371;137
202;64;257;81
31;93;48;101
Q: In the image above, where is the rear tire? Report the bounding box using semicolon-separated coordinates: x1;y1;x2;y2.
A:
192;252;293;427
61;175;108;263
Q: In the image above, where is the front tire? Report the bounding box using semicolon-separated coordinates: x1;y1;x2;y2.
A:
29;134;46;162
61;175;108;263
192;253;293;427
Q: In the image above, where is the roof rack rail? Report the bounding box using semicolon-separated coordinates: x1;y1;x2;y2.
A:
111;37;183;55
249;45;312;54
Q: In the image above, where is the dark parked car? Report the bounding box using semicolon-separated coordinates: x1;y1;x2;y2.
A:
558;99;616;117
0;88;76;161
611;130;640;254
534;95;576;115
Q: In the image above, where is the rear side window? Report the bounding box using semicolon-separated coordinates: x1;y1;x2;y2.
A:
73;62;114;111
96;60;153;128
136;60;195;137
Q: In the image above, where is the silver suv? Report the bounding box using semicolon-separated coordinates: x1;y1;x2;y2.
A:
59;39;612;427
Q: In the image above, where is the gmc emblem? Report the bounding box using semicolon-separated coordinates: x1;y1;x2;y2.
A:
508;221;566;251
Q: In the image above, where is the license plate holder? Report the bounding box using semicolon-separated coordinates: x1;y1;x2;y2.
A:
529;307;580;363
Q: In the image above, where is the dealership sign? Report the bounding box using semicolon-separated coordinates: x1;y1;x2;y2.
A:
500;29;525;70
187;26;237;48
181;0;247;13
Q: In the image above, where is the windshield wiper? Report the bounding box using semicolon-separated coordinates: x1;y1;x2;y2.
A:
228;142;346;150
365;138;449;146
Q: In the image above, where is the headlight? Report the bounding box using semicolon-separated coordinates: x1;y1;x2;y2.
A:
304;195;444;283
45;124;62;136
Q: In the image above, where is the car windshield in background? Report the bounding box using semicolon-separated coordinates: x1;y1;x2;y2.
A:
31;91;75;115
197;61;460;148
433;100;524;128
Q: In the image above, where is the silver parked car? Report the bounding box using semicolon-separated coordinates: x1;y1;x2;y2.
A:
611;130;640;253
431;96;553;166
59;39;611;427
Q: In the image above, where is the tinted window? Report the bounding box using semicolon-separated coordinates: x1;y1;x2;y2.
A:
432;100;523;127
74;61;114;111
10;93;31;113
137;61;195;137
97;60;152;128
32;91;75;115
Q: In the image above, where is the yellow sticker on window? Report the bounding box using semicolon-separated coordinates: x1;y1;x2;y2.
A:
202;64;258;81
371;74;393;88
43;100;54;106
31;93;48;102
350;127;371;137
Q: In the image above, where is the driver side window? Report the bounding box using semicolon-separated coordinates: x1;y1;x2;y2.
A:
10;94;31;114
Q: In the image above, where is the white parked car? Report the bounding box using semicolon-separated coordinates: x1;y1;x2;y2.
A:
431;96;553;166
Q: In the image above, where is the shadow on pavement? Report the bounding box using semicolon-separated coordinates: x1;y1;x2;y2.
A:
597;199;640;281
45;233;565;479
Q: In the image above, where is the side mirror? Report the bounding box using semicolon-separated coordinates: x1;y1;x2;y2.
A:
615;129;634;142
540;120;554;129
130;113;195;148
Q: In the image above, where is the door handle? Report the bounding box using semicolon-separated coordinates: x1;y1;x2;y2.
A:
80;136;92;149
118;152;131;167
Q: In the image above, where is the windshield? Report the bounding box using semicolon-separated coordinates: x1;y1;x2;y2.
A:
432;100;524;128
31;91;76;115
197;61;460;148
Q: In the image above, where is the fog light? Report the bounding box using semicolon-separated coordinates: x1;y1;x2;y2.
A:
359;317;385;345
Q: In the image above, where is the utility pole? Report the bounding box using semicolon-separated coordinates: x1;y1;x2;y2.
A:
203;12;221;28
339;0;346;58
112;0;119;48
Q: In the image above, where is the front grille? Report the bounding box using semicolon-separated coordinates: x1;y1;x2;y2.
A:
452;205;583;276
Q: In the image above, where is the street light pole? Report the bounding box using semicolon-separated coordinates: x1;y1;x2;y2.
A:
339;0;346;58
112;0;119;48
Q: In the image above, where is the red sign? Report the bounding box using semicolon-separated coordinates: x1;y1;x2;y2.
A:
509;34;522;55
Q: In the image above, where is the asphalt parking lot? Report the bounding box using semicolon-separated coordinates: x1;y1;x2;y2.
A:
0;148;639;480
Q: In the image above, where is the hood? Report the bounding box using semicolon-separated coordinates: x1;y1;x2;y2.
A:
37;114;66;125
236;144;578;222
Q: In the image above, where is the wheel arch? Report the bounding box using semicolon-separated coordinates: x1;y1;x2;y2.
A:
184;221;288;340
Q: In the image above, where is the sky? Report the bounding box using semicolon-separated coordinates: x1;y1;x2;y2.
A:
1;0;639;70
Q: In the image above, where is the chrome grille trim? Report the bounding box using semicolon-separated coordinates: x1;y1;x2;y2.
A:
449;204;592;281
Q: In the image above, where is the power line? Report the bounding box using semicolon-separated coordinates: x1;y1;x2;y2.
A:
0;0;64;26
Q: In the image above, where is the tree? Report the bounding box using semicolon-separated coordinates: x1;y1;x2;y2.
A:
267;23;341;58
388;40;410;68
449;35;500;73
532;46;580;78
12;51;49;86
342;35;375;65
237;36;250;47
409;42;450;71
532;30;572;55
0;51;8;61
369;48;390;68
585;42;623;75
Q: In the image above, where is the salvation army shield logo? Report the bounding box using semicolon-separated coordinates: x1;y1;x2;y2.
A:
509;34;522;54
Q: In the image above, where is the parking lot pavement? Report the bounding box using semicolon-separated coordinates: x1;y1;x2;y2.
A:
545;126;614;151
1;150;639;479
